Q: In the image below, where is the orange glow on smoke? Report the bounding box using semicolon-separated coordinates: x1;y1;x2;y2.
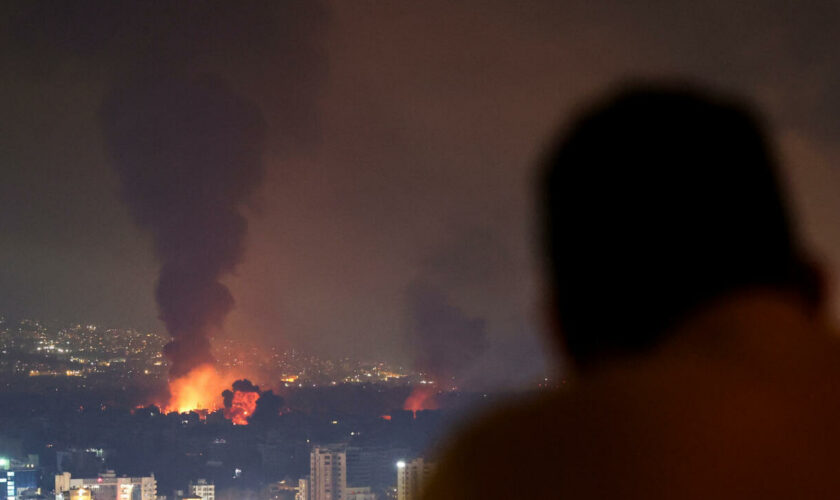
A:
163;364;230;414
403;386;439;416
225;390;260;425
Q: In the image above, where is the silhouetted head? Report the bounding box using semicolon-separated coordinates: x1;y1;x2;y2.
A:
542;84;820;370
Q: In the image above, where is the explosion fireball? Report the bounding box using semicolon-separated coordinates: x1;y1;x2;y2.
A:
222;379;264;425
224;391;260;425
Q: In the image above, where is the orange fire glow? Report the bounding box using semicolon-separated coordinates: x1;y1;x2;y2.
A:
224;390;260;425
163;364;231;414
403;385;439;416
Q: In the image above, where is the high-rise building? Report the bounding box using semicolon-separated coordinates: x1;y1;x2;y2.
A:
189;479;214;500
55;470;156;500
309;446;346;500
295;477;309;500
346;446;407;493
396;458;434;500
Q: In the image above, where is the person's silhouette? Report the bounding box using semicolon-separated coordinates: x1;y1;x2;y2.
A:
423;84;840;499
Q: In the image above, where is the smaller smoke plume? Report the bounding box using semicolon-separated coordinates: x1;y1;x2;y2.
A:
250;390;285;425
406;281;489;387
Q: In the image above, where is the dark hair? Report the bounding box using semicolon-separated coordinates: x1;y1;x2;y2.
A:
541;85;817;369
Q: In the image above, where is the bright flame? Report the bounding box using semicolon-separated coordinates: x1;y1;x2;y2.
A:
224;390;260;425
164;364;230;413
403;385;438;416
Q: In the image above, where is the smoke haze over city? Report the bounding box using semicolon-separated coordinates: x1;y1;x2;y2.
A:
3;0;840;390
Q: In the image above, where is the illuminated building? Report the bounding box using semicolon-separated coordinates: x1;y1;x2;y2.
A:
58;488;91;500
309;446;346;500
0;457;40;500
54;471;156;500
295;477;309;500
189;479;214;500
1;469;15;500
266;480;298;499
344;487;375;500
396;458;434;500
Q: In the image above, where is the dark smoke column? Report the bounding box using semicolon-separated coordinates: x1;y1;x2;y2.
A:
101;75;265;379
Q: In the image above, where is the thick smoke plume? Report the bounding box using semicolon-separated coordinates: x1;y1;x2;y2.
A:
406;281;488;386
101;76;265;378
12;1;325;387
249;390;285;425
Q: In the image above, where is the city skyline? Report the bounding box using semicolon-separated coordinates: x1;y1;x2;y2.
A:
4;1;840;498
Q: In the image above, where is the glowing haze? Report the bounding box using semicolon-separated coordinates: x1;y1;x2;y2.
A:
403;385;439;416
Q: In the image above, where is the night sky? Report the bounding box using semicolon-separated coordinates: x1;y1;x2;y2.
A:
2;1;840;387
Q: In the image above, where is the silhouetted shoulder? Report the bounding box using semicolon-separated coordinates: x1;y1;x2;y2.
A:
425;292;840;499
